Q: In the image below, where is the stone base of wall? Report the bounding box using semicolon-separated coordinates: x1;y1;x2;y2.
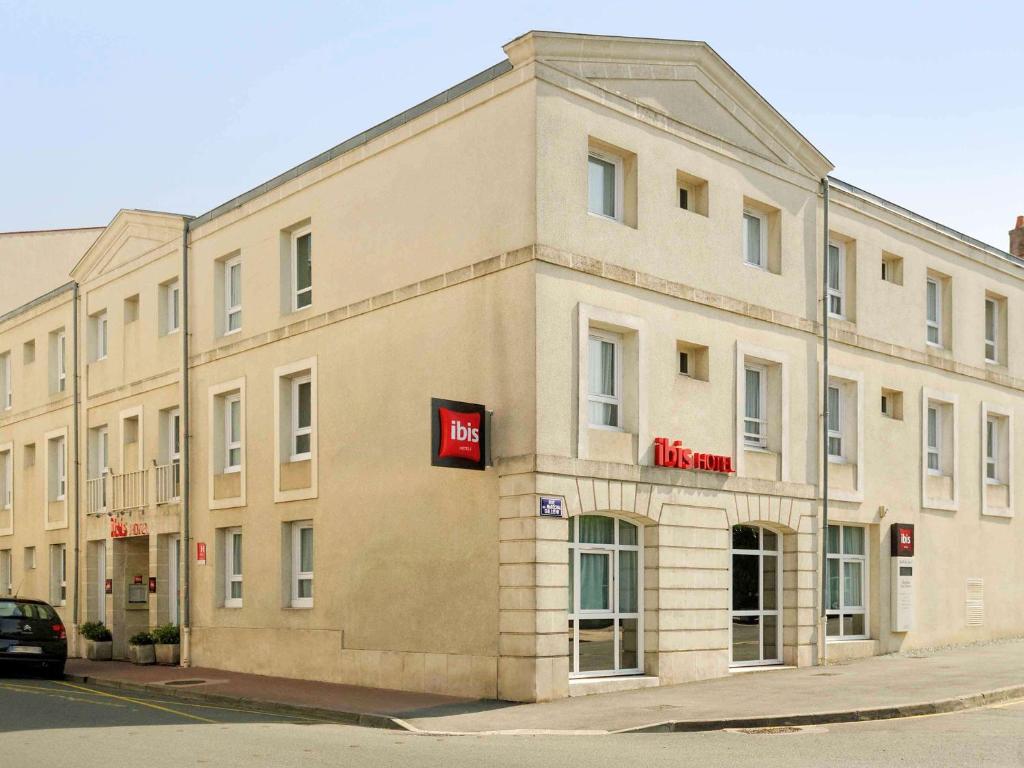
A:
190;627;497;699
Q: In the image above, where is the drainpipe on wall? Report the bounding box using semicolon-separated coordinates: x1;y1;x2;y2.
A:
819;177;830;666
180;218;193;667
72;282;81;648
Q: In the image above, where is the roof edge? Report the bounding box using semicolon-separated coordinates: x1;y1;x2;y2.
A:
189;59;513;230
0;281;75;326
829;176;1021;268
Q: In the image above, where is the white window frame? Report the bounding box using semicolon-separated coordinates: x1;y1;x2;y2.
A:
224;528;243;608
826;242;845;319
291;226;313;311
51;543;67;607
1;351;11;410
742;209;767;269
743;364;768;449
55;436;66;501
290;522;313;609
587;150;624;223
223;393;242;473
95;311;108;361
825;524;868;641
980;402;1013;517
729;524;783;667
224;256;242;335
0;445;12;511
984;297;998;364
567;514;644;678
168;408;181;464
587;329;623;431
926;277;942;347
167;280;181;334
926;405;941;475
56;331;67;392
922;388;960;512
290;375;312;461
827;384;843;459
985;416;999;483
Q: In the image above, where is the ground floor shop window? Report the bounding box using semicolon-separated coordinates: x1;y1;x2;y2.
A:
826;524;867;639
568;514;642;677
731;524;781;666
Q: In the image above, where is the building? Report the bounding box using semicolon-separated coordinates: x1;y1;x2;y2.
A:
2;31;1023;702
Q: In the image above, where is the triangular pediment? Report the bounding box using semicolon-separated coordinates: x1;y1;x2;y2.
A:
506;32;833;179
72;209;185;283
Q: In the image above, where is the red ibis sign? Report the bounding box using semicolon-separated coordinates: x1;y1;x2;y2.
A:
654;437;735;474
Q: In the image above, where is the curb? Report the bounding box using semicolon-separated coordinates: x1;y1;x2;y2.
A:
611;683;1024;734
63;673;409;731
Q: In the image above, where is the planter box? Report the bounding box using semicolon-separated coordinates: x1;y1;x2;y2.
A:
155;643;180;666
128;644;156;665
84;639;113;661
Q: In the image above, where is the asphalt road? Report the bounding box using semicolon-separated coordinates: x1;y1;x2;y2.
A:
2;671;1024;767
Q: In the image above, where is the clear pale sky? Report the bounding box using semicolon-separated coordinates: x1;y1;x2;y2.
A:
2;1;1020;250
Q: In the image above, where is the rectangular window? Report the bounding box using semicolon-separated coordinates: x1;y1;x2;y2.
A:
743;211;766;268
881;252;903;285
56;331;67;392
50;543;67;606
0;550;10;595
292;228;313;311
827;385;842;458
94;311;108;361
926;278;941;346
1;352;11;409
587;330;621;429
927;405;940;473
291;376;312;460
826;524;867;639
290;522;313;608
678;351;689;376
25;546;36;570
986;417;999;482
984;297;998;363
225;528;243;608
827;243;844;318
744;365;767;448
0;448;11;510
166;280;180;334
224;257;242;334
224;394;242;472
588;151;622;221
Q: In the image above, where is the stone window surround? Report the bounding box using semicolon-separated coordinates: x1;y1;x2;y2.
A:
921;387;959;512
825;366;865;504
0;441;12;536
734;341;790;482
980;401;1013;518
575;303;648;463
208;377;247;510
273;357;318;503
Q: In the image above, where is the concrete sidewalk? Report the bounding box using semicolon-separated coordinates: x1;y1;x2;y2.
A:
65;639;1024;734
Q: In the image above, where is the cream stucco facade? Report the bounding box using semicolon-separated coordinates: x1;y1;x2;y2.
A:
2;31;1023;703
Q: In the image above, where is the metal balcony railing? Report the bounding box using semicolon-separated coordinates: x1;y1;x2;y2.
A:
111;468;147;513
154;462;181;505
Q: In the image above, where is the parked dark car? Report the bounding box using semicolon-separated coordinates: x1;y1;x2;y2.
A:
0;597;67;678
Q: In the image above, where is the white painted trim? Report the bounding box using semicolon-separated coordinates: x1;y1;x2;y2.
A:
224;527;243;608
273;357;318;503
208;377;246;510
735;342;790;481
826;366;864;503
290;521;314;609
587;149;624;223
742;209;768;269
576;304;647;463
921;387;959;511
981;401;1013;518
43;426;69;531
0;441;13;536
291;226;313;312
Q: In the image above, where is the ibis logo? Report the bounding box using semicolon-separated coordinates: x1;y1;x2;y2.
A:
890;523;915;557
431;398;488;470
654;437;734;474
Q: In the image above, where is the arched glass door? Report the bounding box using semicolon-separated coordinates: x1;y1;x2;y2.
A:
730;524;782;666
568;515;643;677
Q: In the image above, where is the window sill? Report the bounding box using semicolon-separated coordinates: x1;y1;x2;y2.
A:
222;603;242;610
827;455;848;464
587;211;624;225
589;424;624;433
742;261;766;271
743;445;771;454
223;467;241;475
288;454;312;463
222;328;242;338
286;604;313;611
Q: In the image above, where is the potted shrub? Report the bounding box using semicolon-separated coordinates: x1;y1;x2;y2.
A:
151;623;181;666
80;621;113;661
128;631;155;665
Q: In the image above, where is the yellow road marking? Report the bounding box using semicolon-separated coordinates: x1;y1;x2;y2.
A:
57;680;218;724
0;682;125;707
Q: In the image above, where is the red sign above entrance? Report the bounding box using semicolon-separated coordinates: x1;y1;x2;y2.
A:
654;437;735;474
110;518;148;538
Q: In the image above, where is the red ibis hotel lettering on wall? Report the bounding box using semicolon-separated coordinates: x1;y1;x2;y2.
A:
654;437;735;474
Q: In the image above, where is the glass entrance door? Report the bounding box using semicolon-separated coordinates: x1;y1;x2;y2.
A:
730;524;782;666
568;515;642;678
